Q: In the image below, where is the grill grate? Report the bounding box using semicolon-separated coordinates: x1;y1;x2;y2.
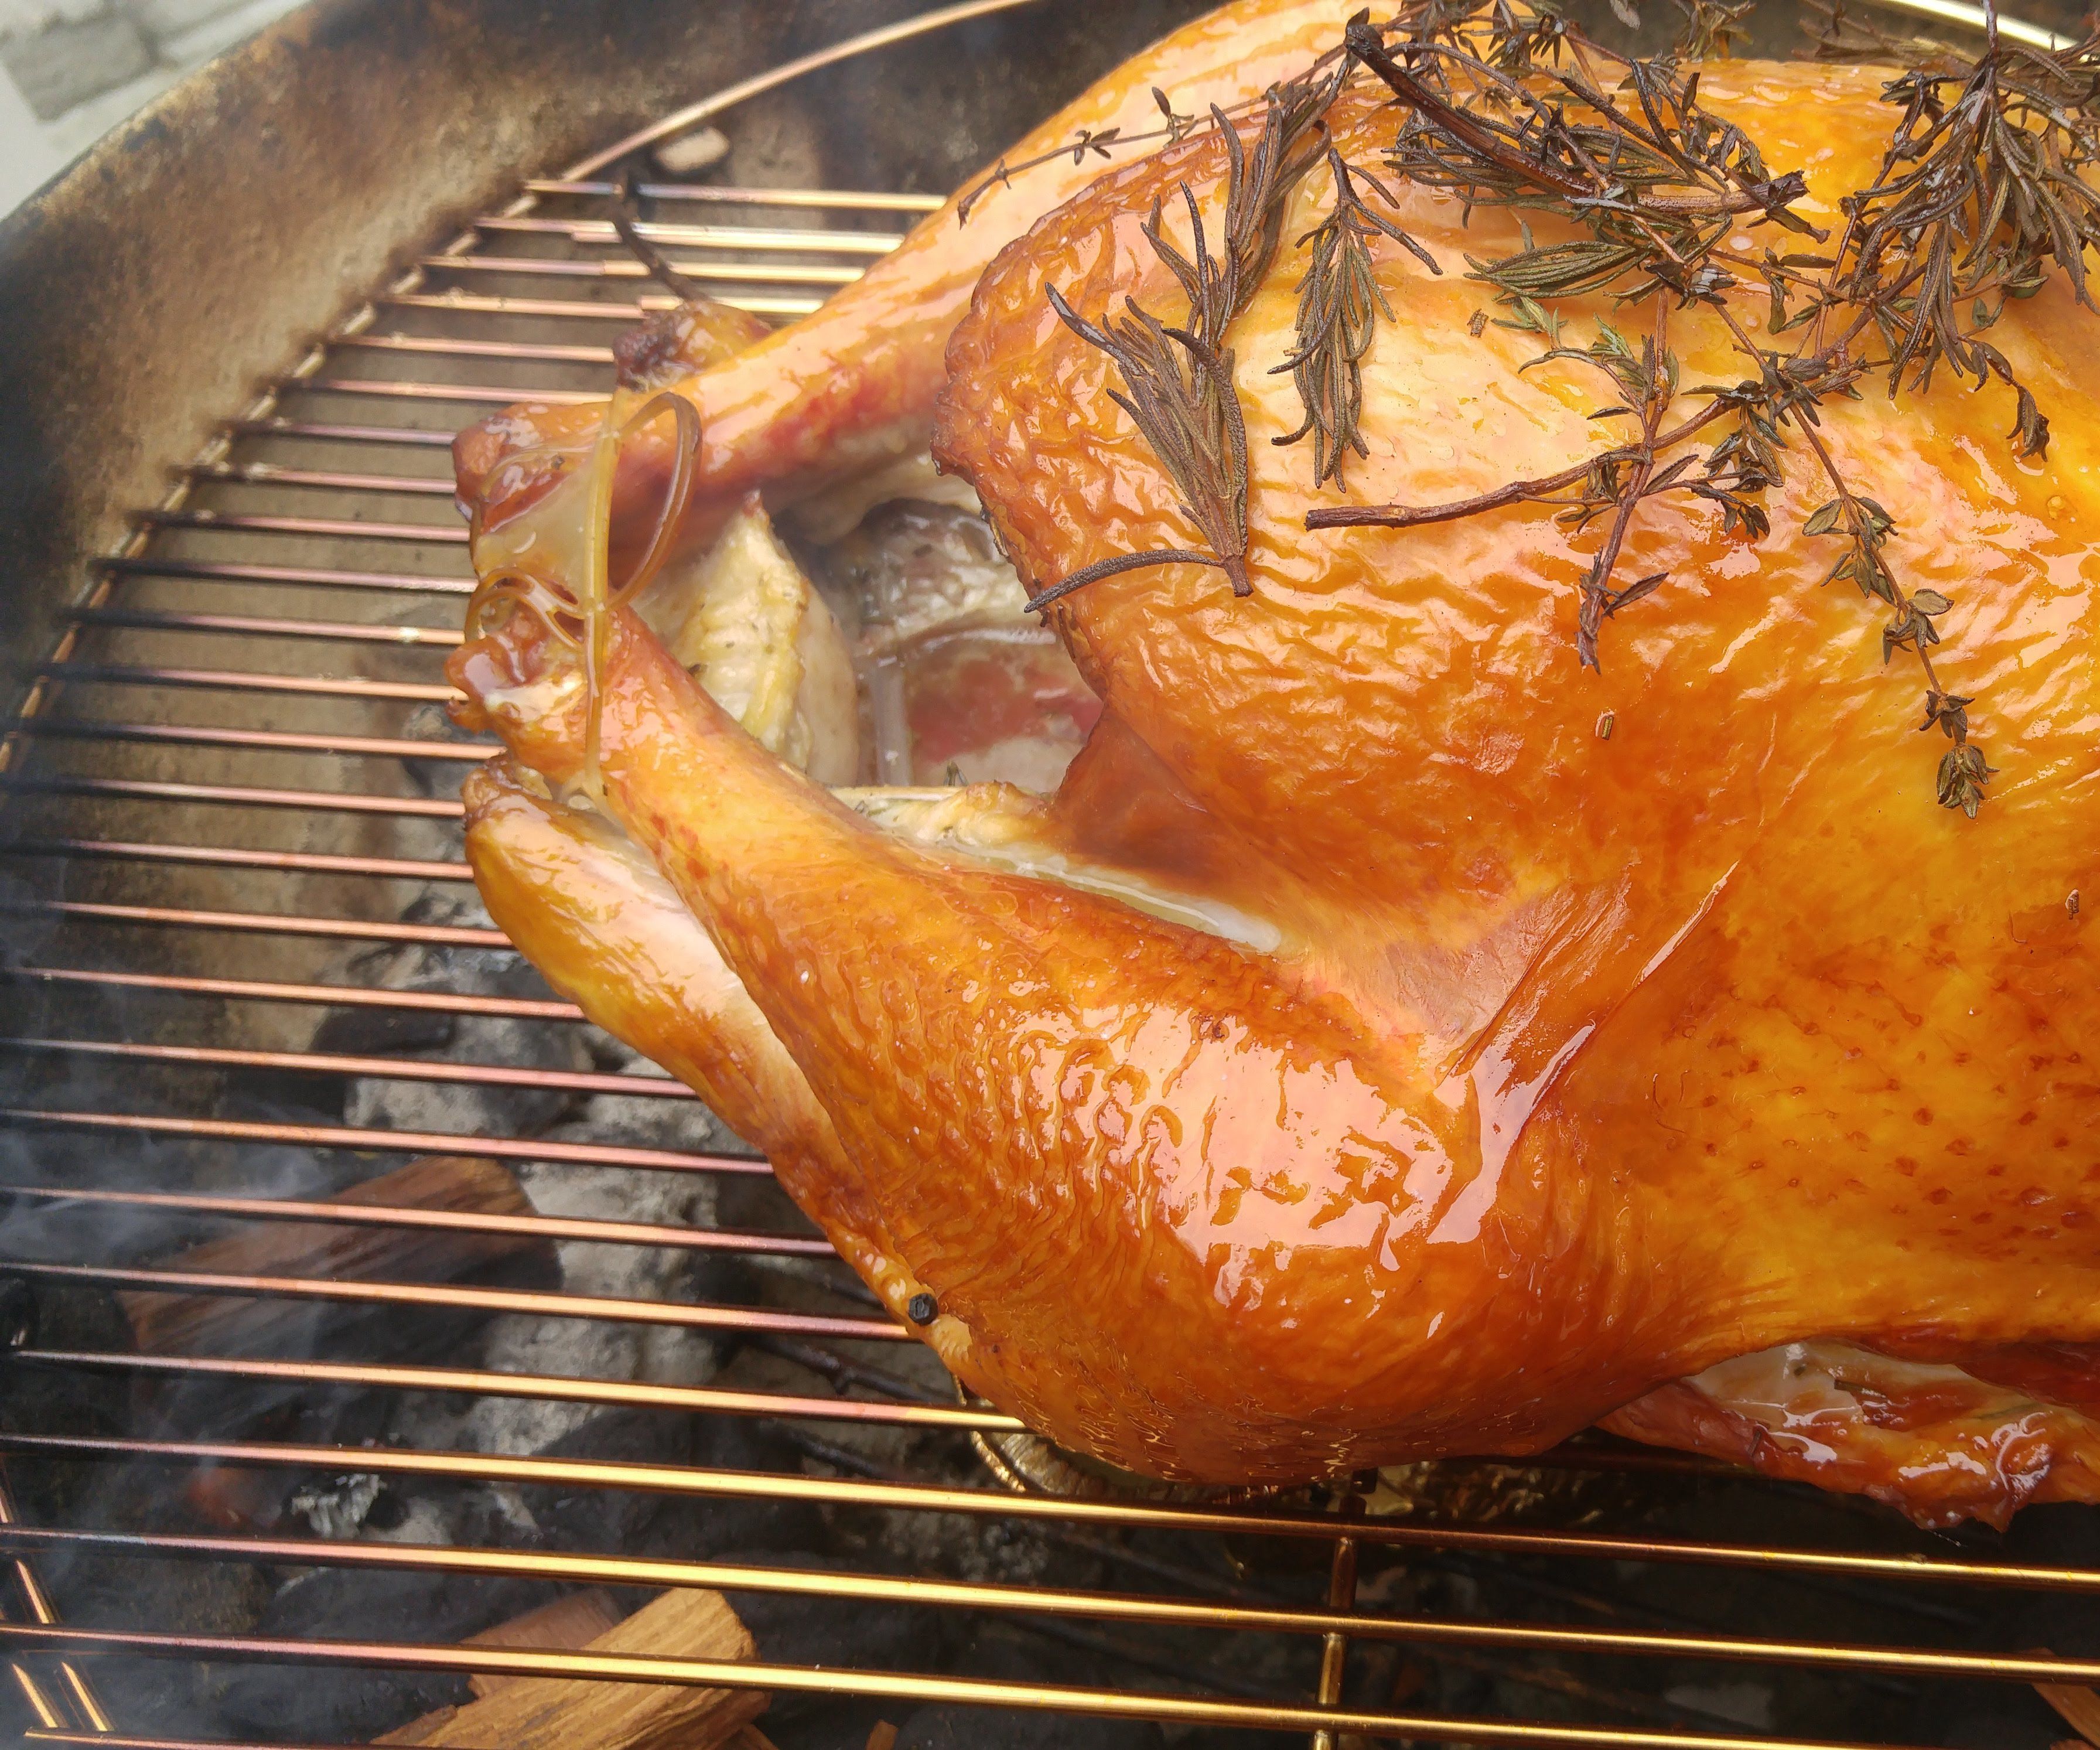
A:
0;5;2094;1748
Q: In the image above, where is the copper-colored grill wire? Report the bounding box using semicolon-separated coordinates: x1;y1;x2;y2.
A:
0;4;2085;1746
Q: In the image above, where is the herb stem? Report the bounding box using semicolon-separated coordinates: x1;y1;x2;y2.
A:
1304;400;1733;530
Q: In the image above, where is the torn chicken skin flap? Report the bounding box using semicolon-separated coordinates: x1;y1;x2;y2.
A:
449;5;2100;1518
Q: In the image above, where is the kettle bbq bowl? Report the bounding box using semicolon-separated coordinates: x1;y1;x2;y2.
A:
0;2;2096;1746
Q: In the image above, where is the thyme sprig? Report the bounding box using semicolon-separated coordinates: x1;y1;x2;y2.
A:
1815;26;2100;431
955;56;1346;225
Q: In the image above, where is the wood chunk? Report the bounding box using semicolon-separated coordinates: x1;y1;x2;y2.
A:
465;1588;624;1697
866;1725;900;1750
2037;1679;2100;1746
119;1155;553;1356
375;1586;766;1749
2027;1646;2100;1746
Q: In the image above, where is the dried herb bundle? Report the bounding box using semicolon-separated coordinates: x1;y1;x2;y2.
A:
1027;0;2098;814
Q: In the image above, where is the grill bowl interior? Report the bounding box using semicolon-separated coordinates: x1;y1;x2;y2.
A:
1;2;2097;1746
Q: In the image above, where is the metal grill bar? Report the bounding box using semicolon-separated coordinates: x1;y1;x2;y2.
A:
1;840;472;882
0;1110;776;1176
25;666;458;702
26;1731;385;1748
291;378;601;406
381;289;823;320
336;333;616;365
9;968;566;1016
0;1263;906;1340
0;1621;1905;1750
224;419;456;446
0;1523;2084;1687
183;463;455;495
97;558;470;592
416;255;868;288
131;511;470;544
10;723;493;763
524;179;946;210
4;899;507;947
475;216;905;254
0;777;462;817
0;1038;695;1100
11;1351;1020;1428
7;1428;2098;1589
0;1183;818;1253
71;609;461;645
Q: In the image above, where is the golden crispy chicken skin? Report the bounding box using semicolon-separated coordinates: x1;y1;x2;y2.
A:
934;61;2100;1387
448;16;2100;1513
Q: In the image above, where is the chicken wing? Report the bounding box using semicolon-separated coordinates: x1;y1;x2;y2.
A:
453;0;1361;562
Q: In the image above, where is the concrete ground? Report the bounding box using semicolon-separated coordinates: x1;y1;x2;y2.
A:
0;0;305;216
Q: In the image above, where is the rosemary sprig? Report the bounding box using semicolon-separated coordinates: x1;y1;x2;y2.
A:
1304;3;2095;812
1271;148;1440;489
1034;284;1252;606
1030;67;1344;610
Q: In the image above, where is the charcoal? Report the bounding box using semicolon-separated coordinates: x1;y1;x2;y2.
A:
286;1470;384;1540
2003;1499;2100;1569
525;1411;825;1559
454;1156;723;1455
894;1704;1165;1748
216;1663;473;1743
218;1567;556;1739
559;1083;749;1157
251;1563;555;1645
0;1282;131;1523
330;898;582;1140
344;1011;592;1138
397;701;496;798
763;1701;907;1750
309;1004;457;1059
1934;1693;2074;1749
0;872;57;967
517;1407;698;1550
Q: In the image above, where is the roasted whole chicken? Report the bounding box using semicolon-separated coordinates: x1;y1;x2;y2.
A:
449;0;2100;1526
